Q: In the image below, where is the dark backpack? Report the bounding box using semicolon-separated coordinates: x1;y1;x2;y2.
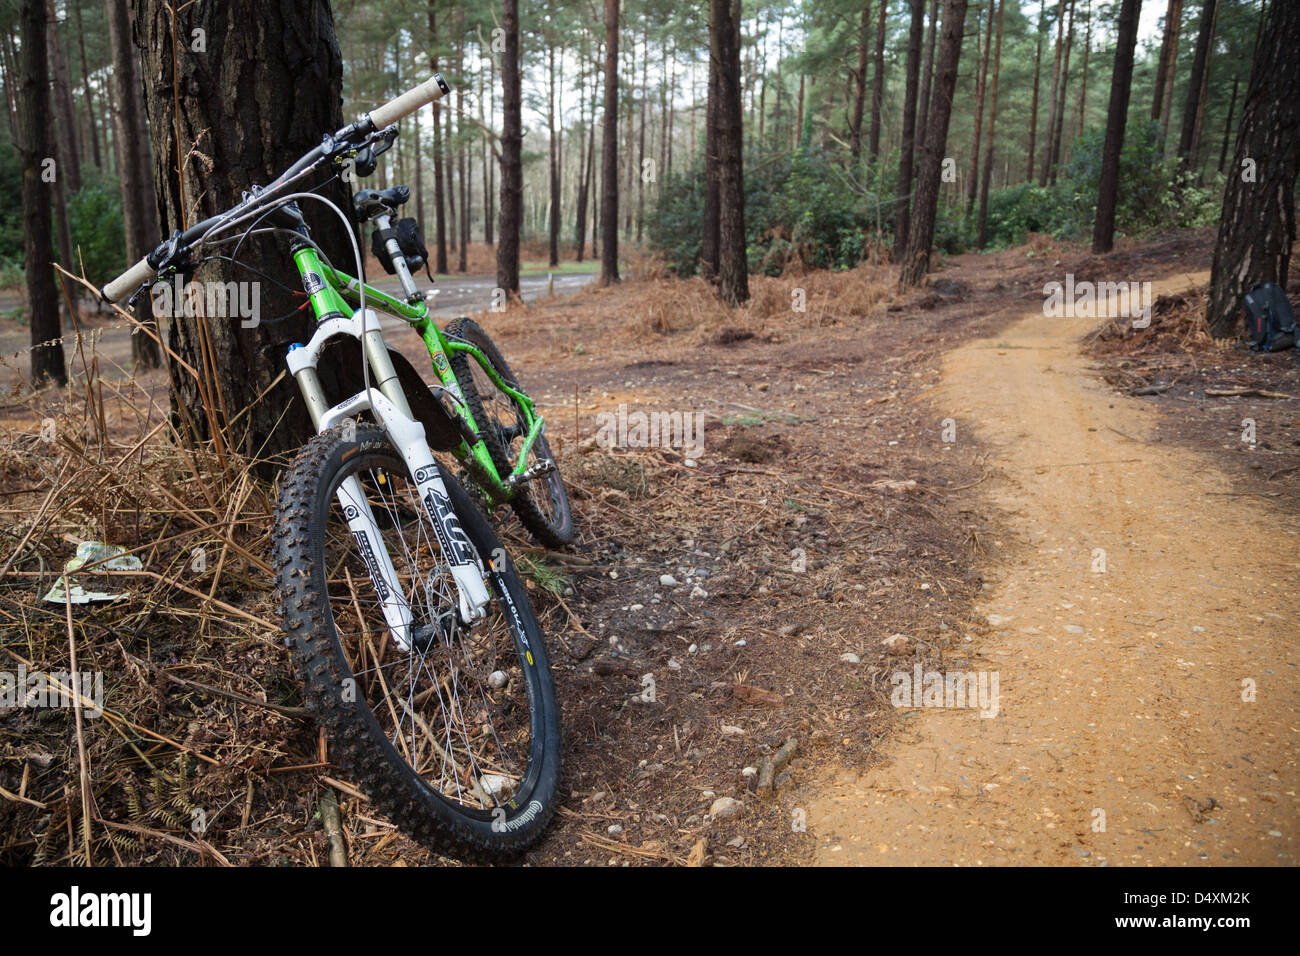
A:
371;217;430;275
1243;282;1296;352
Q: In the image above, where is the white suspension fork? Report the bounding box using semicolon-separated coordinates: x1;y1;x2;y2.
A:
286;310;492;651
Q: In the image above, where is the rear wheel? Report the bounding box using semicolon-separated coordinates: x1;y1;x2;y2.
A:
445;317;574;547
274;423;562;860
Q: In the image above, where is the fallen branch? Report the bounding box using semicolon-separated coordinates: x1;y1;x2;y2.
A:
1205;388;1294;400
757;737;799;797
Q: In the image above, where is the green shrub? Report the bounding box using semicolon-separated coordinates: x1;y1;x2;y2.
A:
66;175;127;286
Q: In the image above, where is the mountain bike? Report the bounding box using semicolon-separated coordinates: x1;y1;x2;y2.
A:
100;74;564;860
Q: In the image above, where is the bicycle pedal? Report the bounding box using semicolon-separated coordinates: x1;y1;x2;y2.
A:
506;458;557;488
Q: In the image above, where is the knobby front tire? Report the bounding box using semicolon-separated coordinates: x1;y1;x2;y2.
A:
273;423;562;861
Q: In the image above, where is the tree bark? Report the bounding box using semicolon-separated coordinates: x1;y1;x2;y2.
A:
899;0;969;290
1027;6;1044;181
850;3;870;164
429;3;448;273
1178;0;1217;170
547;20;560;267
869;0;888;164
966;0;993;217
136;0;349;458
497;0;522;295
600;0;620;285
1091;0;1142;254
46;0;82;194
105;0;161;369
703;13;721;280
18;0;66;386
1040;0;1065;186
74;0;102;170
1076;0;1091;140
712;0;748;306
1217;75;1238;174
1048;0;1075;186
1151;0;1184;123
1207;0;1300;338
894;0;926;262
977;0;1004;248
916;0;940;161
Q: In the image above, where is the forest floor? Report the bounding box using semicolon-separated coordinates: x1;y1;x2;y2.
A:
1;226;1296;866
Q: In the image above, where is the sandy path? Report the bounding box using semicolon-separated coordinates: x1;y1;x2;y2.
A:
809;272;1298;865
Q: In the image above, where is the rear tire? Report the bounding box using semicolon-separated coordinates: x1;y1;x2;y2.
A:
445;317;575;547
274;423;562;860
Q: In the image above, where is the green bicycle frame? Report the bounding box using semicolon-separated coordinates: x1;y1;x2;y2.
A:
291;246;544;507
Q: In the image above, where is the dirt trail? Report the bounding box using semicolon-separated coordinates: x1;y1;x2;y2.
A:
808;272;1299;865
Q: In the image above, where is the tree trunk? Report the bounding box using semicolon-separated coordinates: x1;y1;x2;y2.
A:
1091;0;1141;254
18;0;66;386
46;0;82;194
1207;0;1300;338
977;0;1004;248
1151;0;1184;123
966;0;992;217
457;31;468;275
712;0;747;306
894;0;926;262
916;0;940;161
1178;0;1217;170
105;0;161;369
1040;0;1065;186
1076;0;1091;140
899;0;968;290
497;0;522;295
136;0;349;458
600;0;620;285
1217;75;1238;174
1048;0;1075;186
850;3;870;164
636;19;648;243
429;3;448;273
74;0;102;170
547;25;560;267
1027;6;1043;181
702;17;721;280
868;0;888;164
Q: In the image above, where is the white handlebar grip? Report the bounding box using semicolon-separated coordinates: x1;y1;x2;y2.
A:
101;256;157;303
367;74;451;129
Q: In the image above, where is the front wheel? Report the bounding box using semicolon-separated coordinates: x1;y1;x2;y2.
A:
445;317;575;548
274;422;562;861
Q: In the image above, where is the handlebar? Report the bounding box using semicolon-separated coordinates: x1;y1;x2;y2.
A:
99;73;450;304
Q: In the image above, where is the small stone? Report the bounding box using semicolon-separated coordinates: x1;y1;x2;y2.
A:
629;603;644;612
607;824;624;835
708;796;744;821
660;574;678;587
741;766;758;777
986;614;1012;627
882;633;911;655
487;670;508;688
479;774;514;800
840;653;861;664
690;585;709;599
